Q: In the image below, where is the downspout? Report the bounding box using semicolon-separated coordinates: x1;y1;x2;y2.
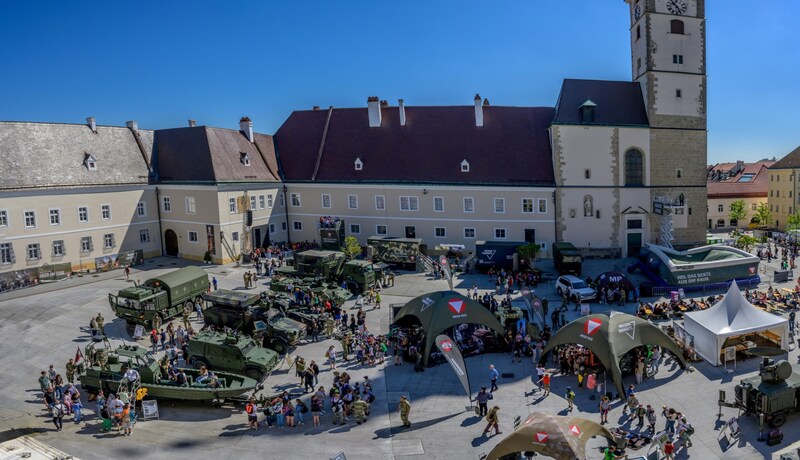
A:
155;187;165;256
283;185;291;245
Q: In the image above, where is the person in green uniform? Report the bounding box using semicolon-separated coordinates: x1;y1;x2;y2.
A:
95;313;105;334
483;406;501;436
352;395;370;424
65;358;77;385
182;308;191;330
324;316;335;338
399;395;411;428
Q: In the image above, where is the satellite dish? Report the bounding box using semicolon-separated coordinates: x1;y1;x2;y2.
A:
745;347;786;357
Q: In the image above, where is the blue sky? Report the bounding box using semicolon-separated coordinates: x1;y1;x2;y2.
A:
0;1;797;164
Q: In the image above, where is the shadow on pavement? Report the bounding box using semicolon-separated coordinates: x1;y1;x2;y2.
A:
372;411;463;439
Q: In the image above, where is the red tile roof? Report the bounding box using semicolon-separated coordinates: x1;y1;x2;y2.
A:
707;161;774;198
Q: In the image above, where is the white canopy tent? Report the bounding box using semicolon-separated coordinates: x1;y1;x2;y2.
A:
683;281;789;366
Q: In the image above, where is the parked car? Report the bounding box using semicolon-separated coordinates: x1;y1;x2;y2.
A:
555;275;596;302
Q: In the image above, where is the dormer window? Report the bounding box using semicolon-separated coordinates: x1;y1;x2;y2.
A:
579;99;597;124
354;158;363;171
461;160;470;172
84;153;98;171
240;152;251;166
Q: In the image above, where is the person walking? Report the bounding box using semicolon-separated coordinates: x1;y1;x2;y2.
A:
475;387;490;416
352;395;370;425
678;417;694;449
245;397;258;430
310;395;322;427
483;406;501;436
646;405;657;433
399;395;411;428
565;387;576;412
635;357;645;384
598;395;611;425
665;407;678;435
331;393;345;426
52;399;65;431
212;277;218;291
489;364;499;392
626;392;639;422
326;346;337;370
663;439;675;459
635;403;646;428
375;292;381;309
537;372;551;396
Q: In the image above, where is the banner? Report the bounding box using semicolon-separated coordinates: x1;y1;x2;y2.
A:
439;255;453;290
434;334;471;400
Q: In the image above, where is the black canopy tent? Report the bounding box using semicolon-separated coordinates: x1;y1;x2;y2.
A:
393;291;506;367
596;270;635;292
541;312;689;398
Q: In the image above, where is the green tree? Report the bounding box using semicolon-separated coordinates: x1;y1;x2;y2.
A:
753;203;772;228
516;243;541;269
341;236;362;260
728;200;748;234
787;211;800;232
736;235;758;252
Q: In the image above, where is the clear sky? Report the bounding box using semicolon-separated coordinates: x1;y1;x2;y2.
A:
0;1;797;164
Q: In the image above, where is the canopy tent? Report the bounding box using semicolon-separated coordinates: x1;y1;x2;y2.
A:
393;291;506;367
683;281;789;366
541;312;689;398
595;270;635;292
486;413;616;460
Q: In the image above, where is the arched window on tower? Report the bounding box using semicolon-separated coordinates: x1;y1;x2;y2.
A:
670;19;684;35
625;149;644;186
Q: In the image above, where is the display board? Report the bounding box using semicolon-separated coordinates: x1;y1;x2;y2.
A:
141;399;159;420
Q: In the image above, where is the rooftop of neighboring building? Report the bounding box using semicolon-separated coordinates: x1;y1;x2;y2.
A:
768;146;800;170
552;79;649;127
707;160;774;198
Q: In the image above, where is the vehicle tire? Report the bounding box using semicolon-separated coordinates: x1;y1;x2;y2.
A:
191;357;209;370
184;300;195;315
150;314;162;331
245;367;263;380
556;287;563;296
346;281;358;295
270;339;288;355
770;412;787;428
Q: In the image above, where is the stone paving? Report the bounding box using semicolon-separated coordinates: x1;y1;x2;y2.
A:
0;253;798;460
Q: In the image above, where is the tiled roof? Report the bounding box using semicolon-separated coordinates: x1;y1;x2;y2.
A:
553;79;649;126
0;121;152;191
707;161;774;198
769;146;800;169
154;127;280;183
274;105;556;186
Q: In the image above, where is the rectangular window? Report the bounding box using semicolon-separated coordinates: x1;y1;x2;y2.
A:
229;197;237;214
188;231;198;243
350;224;361;234
494;198;505;213
433;197;444;212
400;196;419;211
540;242;547;251
232;231;240;242
0;243;14;264
162;196;171;212
103;233;116;249
538;199;548;213
52;240;64;257
0;210;7;227
101;204;111;220
49;209;61;226
752;203;757;211
434;227;446;238
463;197;474;213
584;169;591;179
185;196;196;214
281;222;287;231
139;229;150;243
24;210;36;228
137;201;147;217
676;89;682;98
636;25;641;40
321;194;332;209
27;243;41;261
522;198;534;213
279;193;285;207
676;169;682;178
80;236;93;253
376;225;387;235
494;228;507;239
375;195;386;210
464;228;476;239
348;195;358;209
293;221;303;231
267;194;274;208
718;204;724;212
672;54;684;64
626;219;643;229
259;195;266;210
78;206;89;223
268;224;276;234
637;57;641;70
290;193;301;207
250;196;257;211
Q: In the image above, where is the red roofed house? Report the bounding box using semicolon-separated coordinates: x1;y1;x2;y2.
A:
707;161;773;230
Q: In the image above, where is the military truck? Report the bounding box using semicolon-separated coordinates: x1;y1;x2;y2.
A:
319;219;346;251
367;236;427;270
552;242;583;276
274;249;376;293
720;358;800;427
188;329;279;381
109;266;209;330
202;289;306;354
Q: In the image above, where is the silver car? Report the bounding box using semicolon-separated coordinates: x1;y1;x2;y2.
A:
555;275;596;301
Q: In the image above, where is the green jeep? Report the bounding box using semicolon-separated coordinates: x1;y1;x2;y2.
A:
187;329;278;381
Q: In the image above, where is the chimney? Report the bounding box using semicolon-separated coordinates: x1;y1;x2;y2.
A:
188;119;197;128
474;94;483;127
398;99;406;126
86;117;96;133
312;106;320;111
380;100;389;108
367;96;382;128
239;116;254;143
125;120;139;132
483;98;490;106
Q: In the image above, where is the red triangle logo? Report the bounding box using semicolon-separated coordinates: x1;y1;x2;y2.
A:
584;319;602;336
448;299;465;314
570;425;581;436
535;432;548;443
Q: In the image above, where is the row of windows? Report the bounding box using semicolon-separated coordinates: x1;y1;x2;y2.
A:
307;194;550;214
0;204;132;229
0;233;123;264
161;194;284;215
715;203;760;213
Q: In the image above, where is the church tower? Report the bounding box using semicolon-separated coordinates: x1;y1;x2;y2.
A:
626;0;708;247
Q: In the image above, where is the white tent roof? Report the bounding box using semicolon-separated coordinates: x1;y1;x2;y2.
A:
684;281;788;336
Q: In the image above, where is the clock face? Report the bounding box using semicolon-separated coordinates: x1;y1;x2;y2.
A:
666;0;688;15
634;4;642;20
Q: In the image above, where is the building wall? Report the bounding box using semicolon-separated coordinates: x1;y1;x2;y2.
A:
0;186;160;273
282;183;556;256
768;169;798;230
707;196;765;229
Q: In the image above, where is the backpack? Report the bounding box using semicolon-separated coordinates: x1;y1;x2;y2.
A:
245;404;254;414
685;424;695;436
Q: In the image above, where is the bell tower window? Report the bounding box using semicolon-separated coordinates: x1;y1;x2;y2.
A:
670;19;685;35
579;100;597;124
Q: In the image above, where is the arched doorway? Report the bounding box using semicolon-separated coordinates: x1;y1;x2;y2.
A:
165;229;179;256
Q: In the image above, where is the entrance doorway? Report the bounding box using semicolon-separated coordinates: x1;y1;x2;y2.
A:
524;229;536;243
405;226;416;238
165;229;179;257
626;232;642;257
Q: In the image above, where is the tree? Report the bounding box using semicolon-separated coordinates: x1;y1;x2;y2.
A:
787;211;800;232
516;243;541;270
728;200;748;234
735;235;758;252
753;203;772;228
341;236;362;260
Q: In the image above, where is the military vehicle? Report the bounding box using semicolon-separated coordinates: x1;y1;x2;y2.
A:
109;266;209;330
188;329;279;380
274;249;376;293
719;358;800;427
202;289;306;354
367;236;427;270
269;275;352;304
319;219;346;251
552;242;583;276
262;291;322;328
495;305;541;340
79;341;258;400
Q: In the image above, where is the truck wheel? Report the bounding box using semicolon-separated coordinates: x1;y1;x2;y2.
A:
150;314;162;331
270;339;288;354
245;368;263;380
770;413;787;428
191;357;209;370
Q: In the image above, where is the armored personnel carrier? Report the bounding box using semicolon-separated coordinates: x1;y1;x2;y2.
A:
269;275;351;304
720;358;800;427
188;329;278;380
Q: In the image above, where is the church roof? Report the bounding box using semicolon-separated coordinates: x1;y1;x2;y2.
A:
553;79;649;127
274;104;556;186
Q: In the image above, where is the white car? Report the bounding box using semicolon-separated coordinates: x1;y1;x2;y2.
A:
555;275;596;302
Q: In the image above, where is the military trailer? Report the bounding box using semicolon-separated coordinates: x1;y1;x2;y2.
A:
367;236;426;271
720;358;800;428
552;242;583;276
109;266;209;330
188;329;279;381
274;249;376;293
474;241;525;272
319;219;346;251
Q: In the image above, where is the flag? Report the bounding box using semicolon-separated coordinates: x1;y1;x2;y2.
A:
75;346;84;364
439;255;453;290
434;334;471;400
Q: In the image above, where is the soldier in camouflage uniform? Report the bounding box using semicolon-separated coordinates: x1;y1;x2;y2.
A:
324;315;335;338
341;335;351;362
352;395;370;425
95;313;105;335
399;395;411;428
182;308;191;330
65;358;77;384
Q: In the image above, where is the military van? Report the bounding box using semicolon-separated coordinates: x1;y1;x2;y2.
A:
552;242;583;276
367;236;427;270
188;329;279;381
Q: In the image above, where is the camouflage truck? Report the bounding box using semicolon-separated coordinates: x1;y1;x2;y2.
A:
367;236;427;271
202;289;305;354
269;275;352;304
109;266;209;330
274;249;376;293
188;329;279;381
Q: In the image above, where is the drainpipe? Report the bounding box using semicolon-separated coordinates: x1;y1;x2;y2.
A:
155;187;165;256
283;185;291;245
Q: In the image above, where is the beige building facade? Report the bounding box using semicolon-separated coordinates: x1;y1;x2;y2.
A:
707;161;771;229
767;147;800;230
